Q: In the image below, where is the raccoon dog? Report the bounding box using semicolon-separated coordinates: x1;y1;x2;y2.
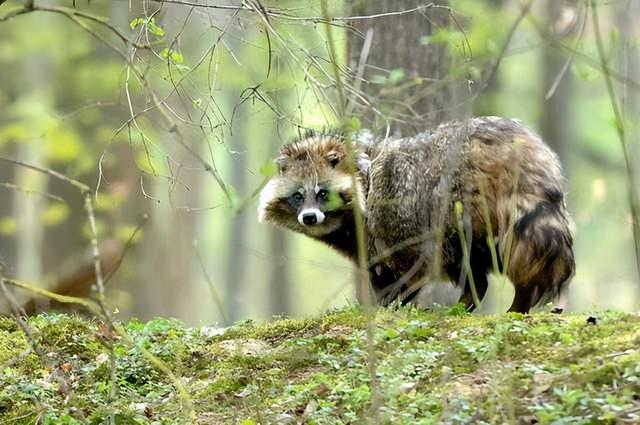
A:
258;117;575;313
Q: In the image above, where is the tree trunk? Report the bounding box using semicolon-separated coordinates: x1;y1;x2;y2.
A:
347;0;451;135
539;0;578;164
346;1;451;304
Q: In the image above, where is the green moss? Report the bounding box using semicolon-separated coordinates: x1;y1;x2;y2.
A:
0;307;639;424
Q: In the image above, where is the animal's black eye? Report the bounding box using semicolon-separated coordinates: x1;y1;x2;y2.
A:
317;189;329;200
329;157;340;167
291;192;304;204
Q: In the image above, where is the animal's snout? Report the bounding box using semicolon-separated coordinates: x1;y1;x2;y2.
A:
302;213;317;225
298;208;325;226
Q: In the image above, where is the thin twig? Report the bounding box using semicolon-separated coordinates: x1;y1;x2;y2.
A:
0;182;64;202
105;214;150;284
153;0;446;23
0;4;147;49
590;0;640;279
476;0;534;96
0;156;90;193
193;241;230;326
2;277;101;312
545;1;587;100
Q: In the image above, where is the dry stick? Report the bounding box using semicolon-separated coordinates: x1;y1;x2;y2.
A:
0;157;197;422
590;0;640;280
2;278;101;312
3;278;197;422
0;156;116;422
0;275;75;404
320;1;380;422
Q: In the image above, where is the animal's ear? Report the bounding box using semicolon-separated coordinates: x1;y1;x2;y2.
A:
275;155;291;174
326;149;345;168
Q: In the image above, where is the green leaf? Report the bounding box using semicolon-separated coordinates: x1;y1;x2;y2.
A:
345;116;361;132
454;201;464;218
423;29;466;46
117;225;144;244
94;193;125;213
446;303;468;316
325;190;345;211
148;18;165;37
388;68;405;85
259;160;278;178
571;62;597;81
129;18;145;30
241;420;257;425
0;217;17;236
130;17;165;37
41;203;70;226
46;126;82;164
384;328;400;340
160;47;184;64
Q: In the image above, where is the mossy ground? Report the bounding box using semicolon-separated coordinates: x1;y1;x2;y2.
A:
1;306;639;424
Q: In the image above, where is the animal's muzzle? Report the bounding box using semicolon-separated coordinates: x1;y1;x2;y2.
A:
298;208;325;226
302;213;317;225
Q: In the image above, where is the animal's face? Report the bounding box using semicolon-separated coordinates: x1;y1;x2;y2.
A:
258;134;369;237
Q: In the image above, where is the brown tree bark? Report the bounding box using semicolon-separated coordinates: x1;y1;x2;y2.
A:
346;0;451;135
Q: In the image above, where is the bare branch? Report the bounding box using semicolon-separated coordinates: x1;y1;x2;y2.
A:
2;277;101;313
154;0;449;23
0;4;148;49
0;156;91;193
0;182;65;202
476;0;534;96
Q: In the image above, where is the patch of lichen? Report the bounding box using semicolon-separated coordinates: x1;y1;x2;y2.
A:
0;307;639;424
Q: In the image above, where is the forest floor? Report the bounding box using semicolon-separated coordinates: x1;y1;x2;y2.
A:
1;305;639;424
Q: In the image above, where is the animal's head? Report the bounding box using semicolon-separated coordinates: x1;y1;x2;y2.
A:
257;132;370;237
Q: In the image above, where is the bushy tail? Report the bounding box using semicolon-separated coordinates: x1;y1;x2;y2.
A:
505;198;575;312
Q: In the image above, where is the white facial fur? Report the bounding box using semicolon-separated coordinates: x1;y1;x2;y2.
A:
297;208;325;225
257;177;289;222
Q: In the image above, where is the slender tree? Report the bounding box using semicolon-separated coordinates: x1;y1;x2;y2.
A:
540;0;578;164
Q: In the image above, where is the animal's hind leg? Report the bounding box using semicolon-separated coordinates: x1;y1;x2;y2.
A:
508;285;541;313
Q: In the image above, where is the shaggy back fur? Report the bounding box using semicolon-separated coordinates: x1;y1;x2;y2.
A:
258;117;575;313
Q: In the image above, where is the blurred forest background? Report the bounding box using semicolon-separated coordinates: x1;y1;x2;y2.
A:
0;0;638;325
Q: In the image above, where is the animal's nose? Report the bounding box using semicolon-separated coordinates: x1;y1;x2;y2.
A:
302;212;317;225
